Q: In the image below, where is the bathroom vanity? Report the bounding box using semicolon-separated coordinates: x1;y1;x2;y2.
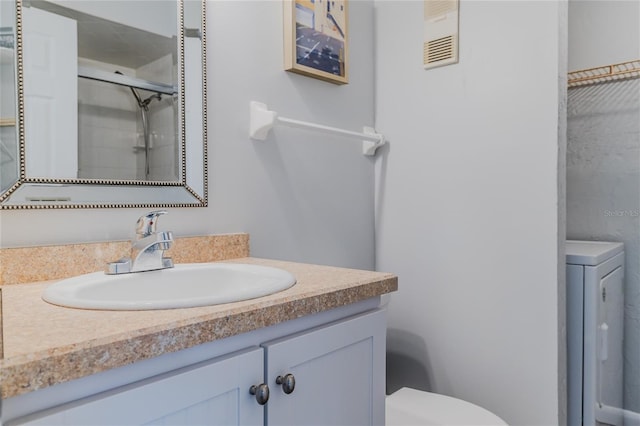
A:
0;257;397;425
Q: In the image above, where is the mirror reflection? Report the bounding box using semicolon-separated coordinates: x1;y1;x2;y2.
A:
0;0;207;208
0;0;18;193
22;0;179;182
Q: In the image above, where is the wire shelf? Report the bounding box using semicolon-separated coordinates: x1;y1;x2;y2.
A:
568;59;640;88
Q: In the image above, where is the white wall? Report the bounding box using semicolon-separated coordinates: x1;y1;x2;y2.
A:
374;1;566;424
0;1;376;271
568;0;640;71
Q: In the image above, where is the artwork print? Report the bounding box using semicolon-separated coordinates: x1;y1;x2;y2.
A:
284;0;348;85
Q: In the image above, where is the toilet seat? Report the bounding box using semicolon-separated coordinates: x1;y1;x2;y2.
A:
386;387;507;425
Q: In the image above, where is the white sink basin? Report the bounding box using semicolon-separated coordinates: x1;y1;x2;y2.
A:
42;263;296;311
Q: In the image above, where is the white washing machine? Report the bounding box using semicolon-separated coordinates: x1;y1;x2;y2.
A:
567;240;624;426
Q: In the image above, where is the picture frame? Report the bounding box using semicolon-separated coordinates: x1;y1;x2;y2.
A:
283;0;348;85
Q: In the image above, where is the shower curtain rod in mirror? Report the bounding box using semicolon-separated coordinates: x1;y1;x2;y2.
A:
78;66;177;95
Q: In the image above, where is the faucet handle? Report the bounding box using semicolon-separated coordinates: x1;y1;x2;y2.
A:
136;210;168;238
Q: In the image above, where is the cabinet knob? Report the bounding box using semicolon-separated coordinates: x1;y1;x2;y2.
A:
276;373;296;394
249;383;270;405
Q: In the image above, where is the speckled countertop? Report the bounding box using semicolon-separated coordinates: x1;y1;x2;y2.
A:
0;257;397;400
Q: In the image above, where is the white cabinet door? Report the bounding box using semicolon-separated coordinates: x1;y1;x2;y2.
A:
10;347;264;426
263;309;386;426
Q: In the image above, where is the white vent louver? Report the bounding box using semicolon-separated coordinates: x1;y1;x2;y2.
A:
424;0;459;69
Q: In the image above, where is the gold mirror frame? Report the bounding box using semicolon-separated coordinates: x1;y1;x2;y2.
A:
0;0;207;209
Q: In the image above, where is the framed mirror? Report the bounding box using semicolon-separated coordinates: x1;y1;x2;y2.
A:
0;0;207;209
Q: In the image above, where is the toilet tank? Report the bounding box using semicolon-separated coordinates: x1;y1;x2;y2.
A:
566;240;624;426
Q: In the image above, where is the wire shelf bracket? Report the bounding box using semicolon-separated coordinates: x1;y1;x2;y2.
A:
568;59;640;88
249;101;386;156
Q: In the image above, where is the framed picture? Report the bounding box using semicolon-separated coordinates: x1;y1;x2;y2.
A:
283;0;348;85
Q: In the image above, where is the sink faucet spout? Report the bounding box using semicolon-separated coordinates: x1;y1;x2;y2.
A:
130;231;174;272
106;211;174;274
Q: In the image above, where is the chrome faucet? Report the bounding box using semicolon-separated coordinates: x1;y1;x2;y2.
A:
106;210;174;274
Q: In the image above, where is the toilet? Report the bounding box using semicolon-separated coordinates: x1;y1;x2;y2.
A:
386;387;507;425
381;292;507;425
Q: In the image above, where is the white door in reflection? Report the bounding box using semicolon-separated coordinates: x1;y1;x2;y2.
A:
23;6;78;178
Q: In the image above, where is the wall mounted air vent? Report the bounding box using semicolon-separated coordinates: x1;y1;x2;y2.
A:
424;0;459;69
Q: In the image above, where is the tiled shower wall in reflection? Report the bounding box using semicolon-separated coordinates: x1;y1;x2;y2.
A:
137;54;178;182
77;58;137;180
77;56;177;181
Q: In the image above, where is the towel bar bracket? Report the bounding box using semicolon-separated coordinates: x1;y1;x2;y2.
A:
248;101;385;157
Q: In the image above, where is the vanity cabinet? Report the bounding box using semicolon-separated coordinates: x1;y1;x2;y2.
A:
264;308;385;425
10;348;265;426
5;308;385;426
